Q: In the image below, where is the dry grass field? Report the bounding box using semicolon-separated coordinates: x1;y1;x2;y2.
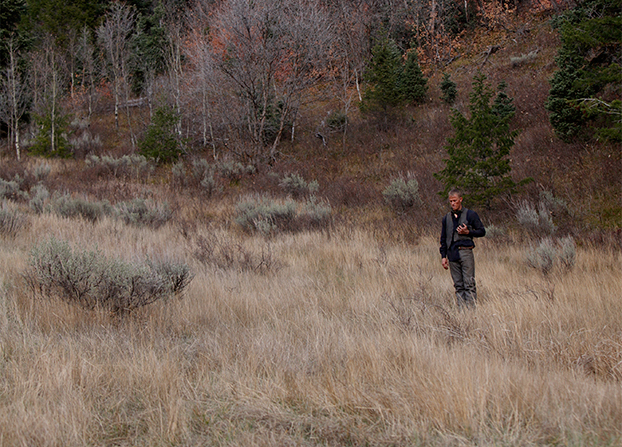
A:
0;177;620;446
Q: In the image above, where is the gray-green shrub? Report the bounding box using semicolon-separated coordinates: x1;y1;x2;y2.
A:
383;176;422;213
279;173;319;198
24;238;193;313
29;184;50;214
50;193;112;223
115;198;172;229
517;201;556;236
0;203;28;237
235;196;297;235
0;176;27;201
86;154;155;180
526;236;576;275
235;195;331;235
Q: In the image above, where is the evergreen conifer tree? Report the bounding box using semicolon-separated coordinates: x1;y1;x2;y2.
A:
360;38;403;114
545;0;622;142
440;72;457;104
435;73;527;207
399;50;427;104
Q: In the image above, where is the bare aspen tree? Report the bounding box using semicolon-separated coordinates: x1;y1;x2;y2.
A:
327;0;371;149
77;26;97;120
0;37;30;160
28;34;68;156
163;3;184;140
98;2;136;141
211;0;333;162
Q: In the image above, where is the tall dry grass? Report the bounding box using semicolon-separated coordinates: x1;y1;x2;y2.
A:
0;207;620;446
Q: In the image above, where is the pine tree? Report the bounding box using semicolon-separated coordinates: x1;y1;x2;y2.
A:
435;73;527;207
139;104;183;164
545;0;622;142
360;38;403;114
440;72;457;104
399;50;427;104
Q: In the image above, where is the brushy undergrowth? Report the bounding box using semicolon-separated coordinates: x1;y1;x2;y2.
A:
193;233;281;273
114;198;172;229
279;173;319;198
235;195;331;235
0;203;28;237
526;236;576;275
23;238;193;313
86;154;155;181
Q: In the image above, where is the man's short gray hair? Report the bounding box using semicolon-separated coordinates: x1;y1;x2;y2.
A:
448;187;463;198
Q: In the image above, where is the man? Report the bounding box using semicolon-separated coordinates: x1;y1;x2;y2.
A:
440;188;486;307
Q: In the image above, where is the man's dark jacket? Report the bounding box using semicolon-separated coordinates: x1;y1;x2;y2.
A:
439;208;486;262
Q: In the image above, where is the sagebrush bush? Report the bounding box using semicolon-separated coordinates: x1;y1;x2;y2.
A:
235;195;331;235
217;160;255;182
32;162;52;182
484;224;508;241
279;173;319;198
0;176;27;201
383;176;422;213
235;196;297;235
50;193;113;223
526;236;576;275
517;201;556;236
24;238;193;313
0;203;28;237
86;154;155;180
28;184;50;214
115;198;172;229
298;196;332;229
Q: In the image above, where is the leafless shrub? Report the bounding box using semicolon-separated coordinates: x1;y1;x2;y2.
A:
194;234;281;274
23;238;193;313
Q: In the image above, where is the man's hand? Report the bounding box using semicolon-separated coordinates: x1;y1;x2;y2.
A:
457;223;470;235
441;258;449;270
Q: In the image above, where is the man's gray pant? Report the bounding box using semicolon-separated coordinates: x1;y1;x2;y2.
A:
449;248;476;306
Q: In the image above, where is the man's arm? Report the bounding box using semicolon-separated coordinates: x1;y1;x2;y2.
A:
440;215;449;269
466;210;486;238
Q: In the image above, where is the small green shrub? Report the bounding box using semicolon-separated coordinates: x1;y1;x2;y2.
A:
383;176;422;214
115;198;172;229
139;105;184;164
327;111;347;131
440;73;457;104
24;238;193;313
279;173;319;198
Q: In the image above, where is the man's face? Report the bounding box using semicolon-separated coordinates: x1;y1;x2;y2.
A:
449;194;463;212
